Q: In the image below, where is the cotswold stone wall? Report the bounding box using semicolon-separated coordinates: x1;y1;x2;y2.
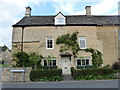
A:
1;67;32;82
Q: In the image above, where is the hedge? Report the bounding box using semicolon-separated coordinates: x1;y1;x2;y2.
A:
71;67;114;78
30;69;62;81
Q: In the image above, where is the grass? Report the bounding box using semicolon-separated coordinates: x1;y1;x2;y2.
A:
0;64;10;67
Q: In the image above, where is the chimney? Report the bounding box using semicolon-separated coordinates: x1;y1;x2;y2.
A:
85;6;91;15
25;6;32;17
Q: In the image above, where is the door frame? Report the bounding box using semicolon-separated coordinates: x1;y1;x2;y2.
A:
61;55;71;75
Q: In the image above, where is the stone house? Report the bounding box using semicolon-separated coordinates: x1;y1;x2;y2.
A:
0;46;11;64
12;6;120;74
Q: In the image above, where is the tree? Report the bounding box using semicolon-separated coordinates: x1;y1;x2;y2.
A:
29;53;43;69
2;46;8;51
13;52;30;67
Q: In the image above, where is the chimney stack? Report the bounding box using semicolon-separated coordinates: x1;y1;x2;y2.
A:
25;6;32;17
85;6;91;15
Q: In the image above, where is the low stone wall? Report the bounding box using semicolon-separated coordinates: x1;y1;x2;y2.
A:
1;67;32;82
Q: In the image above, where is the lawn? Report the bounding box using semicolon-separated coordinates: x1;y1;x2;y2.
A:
0;64;10;67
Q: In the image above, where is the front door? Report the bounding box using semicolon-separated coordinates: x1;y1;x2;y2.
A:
61;57;71;75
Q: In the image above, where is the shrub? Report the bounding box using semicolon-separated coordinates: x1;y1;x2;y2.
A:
112;61;120;70
13;52;30;67
71;67;114;79
49;76;63;81
30;69;62;81
75;75;117;80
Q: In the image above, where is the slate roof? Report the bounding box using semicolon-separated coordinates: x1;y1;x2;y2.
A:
13;15;120;27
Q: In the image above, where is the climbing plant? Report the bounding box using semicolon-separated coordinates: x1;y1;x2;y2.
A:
56;32;80;58
84;48;103;68
56;32;103;68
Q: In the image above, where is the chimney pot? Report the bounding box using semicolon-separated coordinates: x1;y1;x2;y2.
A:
85;6;91;15
25;6;32;17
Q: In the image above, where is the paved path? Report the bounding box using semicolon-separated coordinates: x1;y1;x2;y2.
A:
2;80;118;88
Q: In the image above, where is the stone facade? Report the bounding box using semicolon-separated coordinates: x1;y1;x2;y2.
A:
11;6;120;75
1;67;32;82
12;26;118;67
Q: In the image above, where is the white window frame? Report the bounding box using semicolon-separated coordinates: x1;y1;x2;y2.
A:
79;37;87;49
76;58;90;66
43;59;57;66
46;37;54;49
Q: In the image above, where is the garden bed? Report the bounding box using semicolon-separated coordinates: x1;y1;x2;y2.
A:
71;67;118;80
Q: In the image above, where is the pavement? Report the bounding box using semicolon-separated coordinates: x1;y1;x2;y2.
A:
1;79;118;88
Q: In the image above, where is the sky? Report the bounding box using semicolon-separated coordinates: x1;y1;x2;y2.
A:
0;0;120;49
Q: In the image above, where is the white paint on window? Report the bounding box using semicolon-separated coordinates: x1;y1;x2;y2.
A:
79;37;86;49
77;57;90;66
46;37;54;49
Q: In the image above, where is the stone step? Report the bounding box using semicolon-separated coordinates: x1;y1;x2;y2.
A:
62;74;74;81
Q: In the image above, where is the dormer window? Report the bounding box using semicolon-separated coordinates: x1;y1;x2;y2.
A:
54;12;66;25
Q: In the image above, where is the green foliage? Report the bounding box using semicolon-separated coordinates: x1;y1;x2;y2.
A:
33;76;63;82
30;69;62;81
49;76;63;81
102;64;112;69
29;53;43;69
84;48;103;68
13;52;43;68
56;32;79;58
13;52;30;67
71;67;114;79
2;46;8;51
56;32;103;67
75;75;117;80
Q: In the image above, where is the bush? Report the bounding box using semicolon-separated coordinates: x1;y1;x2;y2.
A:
13;52;30;67
71;67;114;79
30;69;62;81
112;61;120;70
49;76;63;81
75;74;117;80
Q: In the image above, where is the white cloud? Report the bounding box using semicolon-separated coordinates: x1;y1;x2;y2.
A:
53;0;119;15
0;0;41;49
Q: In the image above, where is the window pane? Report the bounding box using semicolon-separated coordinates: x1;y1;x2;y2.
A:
82;60;85;65
80;40;85;48
47;38;53;49
77;60;81;66
53;60;56;66
44;60;47;66
80;37;86;49
49;61;52;66
86;59;89;65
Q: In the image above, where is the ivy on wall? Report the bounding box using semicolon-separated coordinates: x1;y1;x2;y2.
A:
56;32;103;68
56;32;79;58
84;48;103;68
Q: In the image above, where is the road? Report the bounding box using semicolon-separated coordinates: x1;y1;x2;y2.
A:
2;79;118;88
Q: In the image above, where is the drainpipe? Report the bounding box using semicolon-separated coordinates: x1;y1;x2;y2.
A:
21;26;25;52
